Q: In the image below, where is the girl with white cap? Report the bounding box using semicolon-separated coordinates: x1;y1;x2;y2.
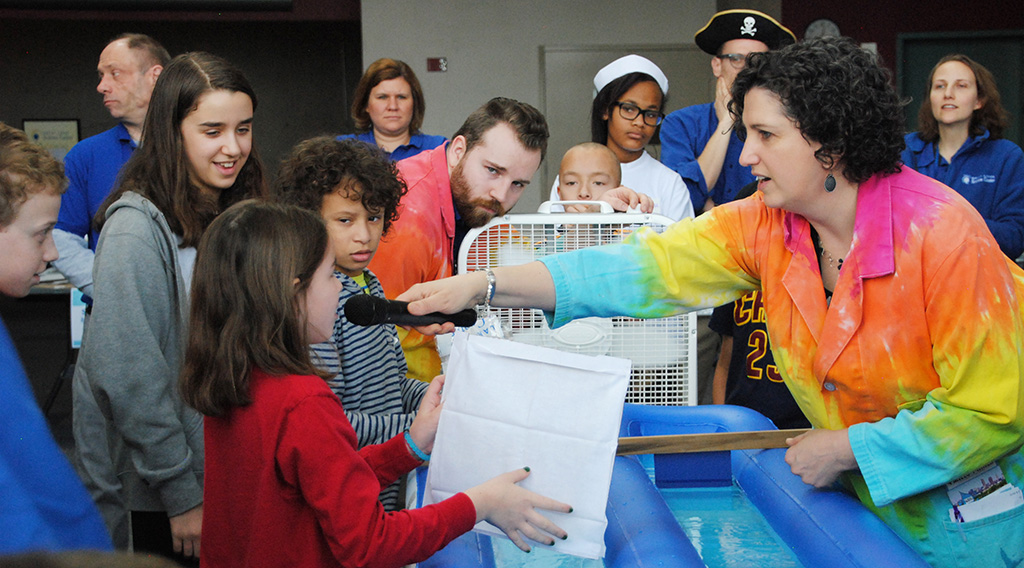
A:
550;55;694;221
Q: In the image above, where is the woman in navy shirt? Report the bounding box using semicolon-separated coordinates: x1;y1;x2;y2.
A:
902;54;1024;259
339;58;445;161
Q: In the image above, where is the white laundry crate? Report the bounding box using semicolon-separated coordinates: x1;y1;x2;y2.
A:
457;202;698;406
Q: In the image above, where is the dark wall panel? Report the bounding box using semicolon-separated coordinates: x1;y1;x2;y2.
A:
0;0;292;8
782;0;1024;74
0;17;362;177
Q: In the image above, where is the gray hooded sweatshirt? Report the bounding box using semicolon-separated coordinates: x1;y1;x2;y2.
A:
73;191;203;518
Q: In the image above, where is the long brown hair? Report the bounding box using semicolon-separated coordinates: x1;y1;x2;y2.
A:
917;54;1009;143
95;52;267;247
180;200;329;416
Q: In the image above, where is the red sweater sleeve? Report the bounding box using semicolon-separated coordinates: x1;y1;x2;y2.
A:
358;432;421;490
276;393;476;568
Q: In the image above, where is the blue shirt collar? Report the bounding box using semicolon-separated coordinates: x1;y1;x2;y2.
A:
115;122;138;149
908;129;992;167
358;130;434;150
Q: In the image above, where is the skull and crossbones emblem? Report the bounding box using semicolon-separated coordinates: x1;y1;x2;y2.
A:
740;17;757;36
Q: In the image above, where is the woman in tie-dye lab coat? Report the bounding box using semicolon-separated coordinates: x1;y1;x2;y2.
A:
399;38;1024;567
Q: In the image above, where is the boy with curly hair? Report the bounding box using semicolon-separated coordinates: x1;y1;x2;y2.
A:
276;137;424;510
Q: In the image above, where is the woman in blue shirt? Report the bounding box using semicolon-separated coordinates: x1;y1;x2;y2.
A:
902;54;1024;259
339;58;445;161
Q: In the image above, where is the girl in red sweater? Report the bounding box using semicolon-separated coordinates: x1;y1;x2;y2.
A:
180;200;569;567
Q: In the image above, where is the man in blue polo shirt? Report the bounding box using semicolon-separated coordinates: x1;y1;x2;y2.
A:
51;33;169;298
51;33;168;550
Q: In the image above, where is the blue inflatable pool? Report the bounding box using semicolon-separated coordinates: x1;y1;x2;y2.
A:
420;404;929;567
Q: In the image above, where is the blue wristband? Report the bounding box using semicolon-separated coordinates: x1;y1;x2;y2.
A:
404;431;430;462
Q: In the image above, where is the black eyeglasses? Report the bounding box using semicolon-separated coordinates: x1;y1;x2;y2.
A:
613;102;664;127
717;53;750;70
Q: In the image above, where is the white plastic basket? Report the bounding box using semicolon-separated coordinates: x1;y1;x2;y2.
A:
457;202;697;406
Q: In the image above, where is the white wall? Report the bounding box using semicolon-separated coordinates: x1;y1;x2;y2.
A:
360;0;722;212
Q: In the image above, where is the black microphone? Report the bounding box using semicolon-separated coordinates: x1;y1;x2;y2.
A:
344;294;478;328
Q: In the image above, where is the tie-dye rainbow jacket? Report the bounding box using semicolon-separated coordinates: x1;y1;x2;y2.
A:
369;144;453;382
540;167;1024;566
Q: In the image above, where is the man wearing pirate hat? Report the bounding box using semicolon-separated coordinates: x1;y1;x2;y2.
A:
660;9;795;213
659;9;795;407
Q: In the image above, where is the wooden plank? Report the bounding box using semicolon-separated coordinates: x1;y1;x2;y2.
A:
616;429;811;455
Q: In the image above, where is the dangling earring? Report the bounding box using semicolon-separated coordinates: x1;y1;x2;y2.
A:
824;172;837;193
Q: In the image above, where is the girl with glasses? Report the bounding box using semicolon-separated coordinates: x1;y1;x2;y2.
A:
549;55;694;221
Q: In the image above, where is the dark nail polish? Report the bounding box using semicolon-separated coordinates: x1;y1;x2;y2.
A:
523;466;531;472
568;507;574;513
561;534;568;540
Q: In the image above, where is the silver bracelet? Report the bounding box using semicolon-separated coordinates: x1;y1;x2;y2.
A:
482;268;496;312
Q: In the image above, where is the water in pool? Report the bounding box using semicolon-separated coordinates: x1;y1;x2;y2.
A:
662;485;804;568
491;539;603;568
484;483;803;568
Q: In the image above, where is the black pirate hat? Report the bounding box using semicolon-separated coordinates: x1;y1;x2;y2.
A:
694;9;796;55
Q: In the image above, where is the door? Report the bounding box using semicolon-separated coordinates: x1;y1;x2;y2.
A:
534;44;710;211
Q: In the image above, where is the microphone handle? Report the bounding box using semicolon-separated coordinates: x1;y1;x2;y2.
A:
386;308;478;328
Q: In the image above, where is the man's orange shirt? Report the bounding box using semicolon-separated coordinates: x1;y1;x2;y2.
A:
369;144;454;381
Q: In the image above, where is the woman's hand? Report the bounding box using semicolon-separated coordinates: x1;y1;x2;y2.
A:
407;375;445;455
169;503;202;558
599;186;655;213
784;428;858;488
397;272;488;336
464;467;571;552
398;263;556;329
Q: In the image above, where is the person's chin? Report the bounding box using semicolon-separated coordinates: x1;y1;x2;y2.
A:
465;209;497;228
378;121;409;133
9;281;32;298
761;194;786;210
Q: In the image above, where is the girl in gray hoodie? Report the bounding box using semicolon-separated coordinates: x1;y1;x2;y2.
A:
73;51;268;563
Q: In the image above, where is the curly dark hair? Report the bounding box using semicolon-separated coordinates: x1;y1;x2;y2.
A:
916;54;1009;142
729;37;906;183
275;137;407;235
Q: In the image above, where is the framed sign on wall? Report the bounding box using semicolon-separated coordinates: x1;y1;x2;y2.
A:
22;119;79;162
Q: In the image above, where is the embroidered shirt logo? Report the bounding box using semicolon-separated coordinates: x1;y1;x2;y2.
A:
961;174;997;185
740;17;757;36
